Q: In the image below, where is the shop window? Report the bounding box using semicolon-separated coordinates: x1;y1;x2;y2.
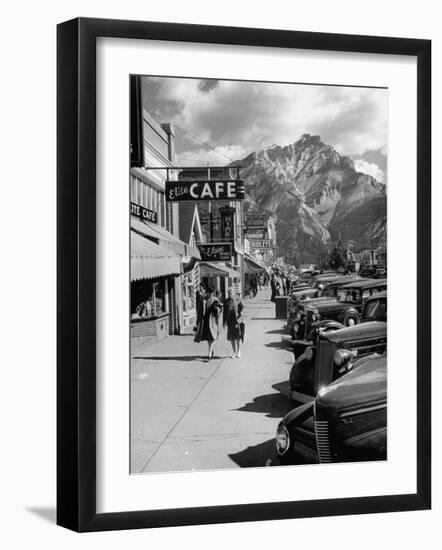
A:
131;279;166;319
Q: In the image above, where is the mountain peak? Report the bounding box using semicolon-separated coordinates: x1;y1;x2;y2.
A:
237;135;386;262
296;133;323;146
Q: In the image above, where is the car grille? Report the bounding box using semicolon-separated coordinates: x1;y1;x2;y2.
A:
315;420;332;463
314;341;335;392
304;309;314;339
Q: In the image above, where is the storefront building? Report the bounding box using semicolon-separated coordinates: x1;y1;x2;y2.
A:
130;110;200;341
178;203;204;333
177;168;245;299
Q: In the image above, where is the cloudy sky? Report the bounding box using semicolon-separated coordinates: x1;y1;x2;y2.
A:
141;76;387;183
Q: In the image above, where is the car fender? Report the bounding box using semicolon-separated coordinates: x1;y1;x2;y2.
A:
343;427;387;459
283;400;315;428
319;319;345;331
306;319;343;341
289;352;315;391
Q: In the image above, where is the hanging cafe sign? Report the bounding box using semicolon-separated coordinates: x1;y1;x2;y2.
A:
198;242;232;262
165;179;245;202
130;201;158;224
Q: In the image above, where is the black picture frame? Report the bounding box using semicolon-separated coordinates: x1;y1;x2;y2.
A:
57;17;431;532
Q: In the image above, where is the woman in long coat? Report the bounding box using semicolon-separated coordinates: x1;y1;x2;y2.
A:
194;286;223;361
223;287;244;359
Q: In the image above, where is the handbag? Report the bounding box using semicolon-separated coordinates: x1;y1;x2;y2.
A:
239;322;245;343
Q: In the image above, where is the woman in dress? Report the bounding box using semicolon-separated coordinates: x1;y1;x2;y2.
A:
223;287;244;359
194;286;223;361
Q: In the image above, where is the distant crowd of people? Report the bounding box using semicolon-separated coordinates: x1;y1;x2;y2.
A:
248;272;268;298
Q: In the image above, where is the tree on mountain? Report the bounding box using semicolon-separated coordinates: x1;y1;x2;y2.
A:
329;241;346;270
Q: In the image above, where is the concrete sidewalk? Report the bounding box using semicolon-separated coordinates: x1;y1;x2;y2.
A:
131;289;294;473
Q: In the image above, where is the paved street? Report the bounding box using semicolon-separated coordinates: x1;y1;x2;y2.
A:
131;289;294;473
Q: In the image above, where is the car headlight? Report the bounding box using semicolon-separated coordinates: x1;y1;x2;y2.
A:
305;346;314;361
333;349;354;367
275;422;290;455
318;283;324;290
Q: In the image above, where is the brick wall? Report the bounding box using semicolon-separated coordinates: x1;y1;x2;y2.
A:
130;315;169;340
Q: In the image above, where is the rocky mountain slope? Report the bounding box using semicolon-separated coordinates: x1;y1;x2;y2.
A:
235;134;386;265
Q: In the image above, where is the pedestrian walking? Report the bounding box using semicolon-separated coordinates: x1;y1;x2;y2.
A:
223;287;244;359
194;286;223;361
283;273;290;295
250;275;258;298
270;273;275;301
270;270;282;302
193;282;206;332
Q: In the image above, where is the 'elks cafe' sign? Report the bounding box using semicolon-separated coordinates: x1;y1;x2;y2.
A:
165;180;245;202
130;201;158;224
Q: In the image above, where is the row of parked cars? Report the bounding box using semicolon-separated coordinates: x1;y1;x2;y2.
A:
273;272;387;466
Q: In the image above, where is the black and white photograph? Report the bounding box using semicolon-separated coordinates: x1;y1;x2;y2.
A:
130;75;388;473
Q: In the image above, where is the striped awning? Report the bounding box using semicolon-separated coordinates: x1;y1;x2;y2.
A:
131;217;200;259
244;254;267;273
199;262;240;279
131;230;182;281
199;262;230;278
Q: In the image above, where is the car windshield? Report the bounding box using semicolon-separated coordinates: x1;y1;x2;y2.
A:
363;299;387;321
338;289;361;303
322;286;338;297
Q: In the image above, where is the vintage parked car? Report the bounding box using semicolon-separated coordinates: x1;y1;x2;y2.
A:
287;275;368;339
289;313;387;404
361;291;387;322
292;279;387;343
275;353;387;465
359;265;378;278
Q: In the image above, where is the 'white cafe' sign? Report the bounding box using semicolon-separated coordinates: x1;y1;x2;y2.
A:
130;201;158;223
165;180;245;202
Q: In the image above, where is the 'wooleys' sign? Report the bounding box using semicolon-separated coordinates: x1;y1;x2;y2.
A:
130;201;158;224
249;239;272;249
165;180;245;202
198;243;232;262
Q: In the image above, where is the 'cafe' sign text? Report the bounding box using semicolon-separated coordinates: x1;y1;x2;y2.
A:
130;201;158;224
166;180;245;202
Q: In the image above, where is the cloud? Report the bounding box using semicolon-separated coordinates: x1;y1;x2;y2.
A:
141;76;387;167
353;147;387;184
354;159;385;182
175;144;247;166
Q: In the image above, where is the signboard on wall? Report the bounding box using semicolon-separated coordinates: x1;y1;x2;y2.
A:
245;216;265;231
198;243;232;262
249;239;272;250
165;180;245;202
130;76;145;168
219;206;236;241
130;201;158;224
245;230;265;239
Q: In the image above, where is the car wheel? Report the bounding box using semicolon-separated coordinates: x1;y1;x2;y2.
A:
341;311;360;326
